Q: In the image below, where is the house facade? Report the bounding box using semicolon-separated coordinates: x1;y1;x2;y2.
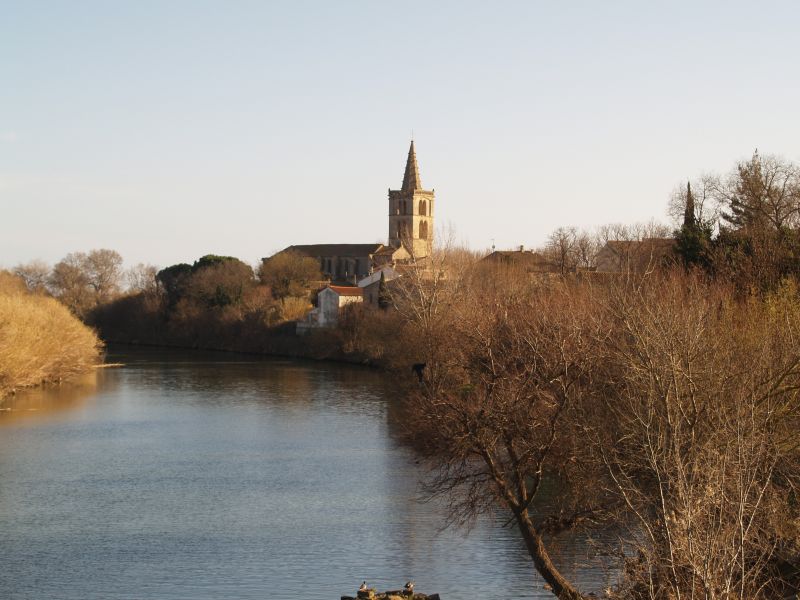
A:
358;266;400;307
296;285;364;333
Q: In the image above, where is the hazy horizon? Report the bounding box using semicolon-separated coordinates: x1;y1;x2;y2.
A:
3;1;799;269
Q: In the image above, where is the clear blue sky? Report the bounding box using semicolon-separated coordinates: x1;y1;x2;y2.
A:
2;1;799;269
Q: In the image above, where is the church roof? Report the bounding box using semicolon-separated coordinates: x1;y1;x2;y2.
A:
278;244;385;258
401;140;422;192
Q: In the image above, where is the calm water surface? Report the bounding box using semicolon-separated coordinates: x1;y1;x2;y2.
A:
0;348;612;599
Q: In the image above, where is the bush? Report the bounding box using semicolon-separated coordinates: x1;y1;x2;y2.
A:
0;271;102;397
258;250;322;299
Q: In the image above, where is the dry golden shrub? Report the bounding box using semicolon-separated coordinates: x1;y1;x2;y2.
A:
278;296;312;322
0;271;101;397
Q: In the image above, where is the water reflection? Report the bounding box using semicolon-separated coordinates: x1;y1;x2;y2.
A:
0;371;103;424
0;346;612;599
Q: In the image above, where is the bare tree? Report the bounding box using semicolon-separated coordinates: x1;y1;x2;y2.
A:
574;230;599;269
13;260;51;294
84;249;124;301
545;226;578;275
389;225;478;353
48;249;124;316
49;252;94;317
588;275;800;599
667;175;718;228
401;271;612;600
126;263;159;294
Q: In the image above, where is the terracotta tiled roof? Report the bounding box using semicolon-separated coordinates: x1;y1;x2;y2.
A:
327;285;363;297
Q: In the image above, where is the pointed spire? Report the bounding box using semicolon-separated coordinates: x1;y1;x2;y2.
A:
401;140;422;192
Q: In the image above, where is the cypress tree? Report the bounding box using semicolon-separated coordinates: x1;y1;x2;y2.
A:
683;181;695;228
676;180;711;268
378;271;390;310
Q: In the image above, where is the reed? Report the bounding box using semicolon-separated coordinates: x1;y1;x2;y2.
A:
0;271;101;398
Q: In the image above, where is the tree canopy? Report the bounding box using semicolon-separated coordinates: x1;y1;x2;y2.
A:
258;250;322;299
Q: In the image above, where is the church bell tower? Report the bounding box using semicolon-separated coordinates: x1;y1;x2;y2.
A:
388;141;434;258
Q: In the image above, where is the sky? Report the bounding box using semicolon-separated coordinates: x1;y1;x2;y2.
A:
2;1;800;269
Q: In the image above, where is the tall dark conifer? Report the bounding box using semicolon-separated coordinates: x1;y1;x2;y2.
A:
378;271;390;310
676;180;711;269
683;181;696;228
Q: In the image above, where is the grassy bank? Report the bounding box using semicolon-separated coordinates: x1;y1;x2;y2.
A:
0;272;102;399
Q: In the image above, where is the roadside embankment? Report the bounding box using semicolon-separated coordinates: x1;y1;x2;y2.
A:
0;271;102;399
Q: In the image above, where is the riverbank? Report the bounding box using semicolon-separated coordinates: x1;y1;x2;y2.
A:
96;326;378;367
0;271;102;400
89;290;412;371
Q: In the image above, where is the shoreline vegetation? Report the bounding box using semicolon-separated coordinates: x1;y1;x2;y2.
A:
0;271;101;401
6;149;800;597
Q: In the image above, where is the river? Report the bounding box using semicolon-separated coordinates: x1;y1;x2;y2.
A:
0;347;613;599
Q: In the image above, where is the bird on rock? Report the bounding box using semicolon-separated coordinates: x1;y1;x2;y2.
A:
359;581;368;592
404;581;414;593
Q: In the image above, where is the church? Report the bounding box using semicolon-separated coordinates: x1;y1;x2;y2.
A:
273;141;435;284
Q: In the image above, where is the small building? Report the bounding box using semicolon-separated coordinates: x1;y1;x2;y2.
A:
358;266;400;307
481;246;561;274
595;238;676;274
296;285;363;333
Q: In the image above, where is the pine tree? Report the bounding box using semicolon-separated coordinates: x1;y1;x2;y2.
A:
722;150;767;231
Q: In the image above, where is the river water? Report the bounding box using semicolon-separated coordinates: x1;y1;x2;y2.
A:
0;347;613;599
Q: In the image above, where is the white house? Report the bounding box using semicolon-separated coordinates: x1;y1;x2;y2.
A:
296;285;364;333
